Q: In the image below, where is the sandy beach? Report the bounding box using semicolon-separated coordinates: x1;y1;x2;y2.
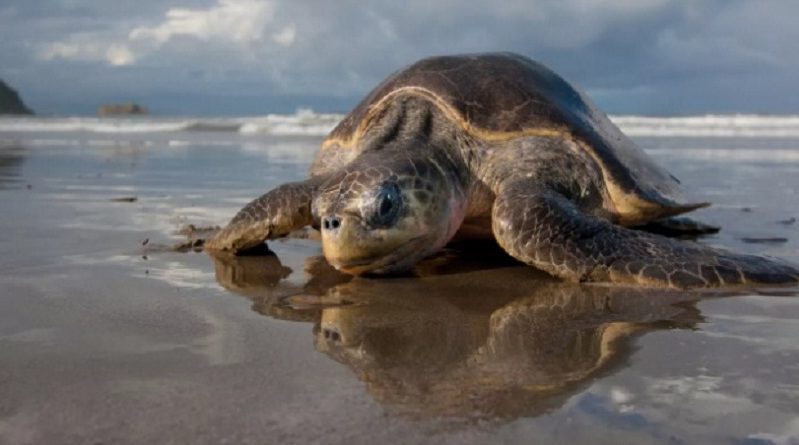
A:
1;118;798;444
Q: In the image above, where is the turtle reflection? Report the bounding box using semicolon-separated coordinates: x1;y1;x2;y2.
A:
211;249;703;420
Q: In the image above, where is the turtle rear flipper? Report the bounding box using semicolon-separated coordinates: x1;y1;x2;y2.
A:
632;216;720;238
491;182;799;288
205;180;317;253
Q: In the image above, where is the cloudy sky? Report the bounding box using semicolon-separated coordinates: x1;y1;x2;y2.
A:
1;0;797;116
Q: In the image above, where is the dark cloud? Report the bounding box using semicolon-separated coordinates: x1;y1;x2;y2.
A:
1;0;796;115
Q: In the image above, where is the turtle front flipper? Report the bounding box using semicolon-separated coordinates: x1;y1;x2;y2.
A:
205;180;317;253
491;182;799;288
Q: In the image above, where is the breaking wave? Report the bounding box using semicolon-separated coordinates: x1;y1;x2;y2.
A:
612;114;799;138
2;111;799;138
0;109;343;137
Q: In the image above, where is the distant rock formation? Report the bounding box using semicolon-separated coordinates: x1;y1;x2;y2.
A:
98;103;148;116
0;79;33;115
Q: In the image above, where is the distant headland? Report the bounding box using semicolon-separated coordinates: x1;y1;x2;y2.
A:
98;103;148;116
0;79;33;115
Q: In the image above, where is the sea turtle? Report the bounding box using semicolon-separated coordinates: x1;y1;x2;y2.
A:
205;53;799;288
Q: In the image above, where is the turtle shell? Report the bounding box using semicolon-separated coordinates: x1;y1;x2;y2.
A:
324;53;706;224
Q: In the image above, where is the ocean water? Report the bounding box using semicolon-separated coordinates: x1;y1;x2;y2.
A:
1;113;798;444
3;112;799;138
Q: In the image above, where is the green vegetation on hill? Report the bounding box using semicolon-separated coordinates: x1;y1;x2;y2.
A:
0;79;33;115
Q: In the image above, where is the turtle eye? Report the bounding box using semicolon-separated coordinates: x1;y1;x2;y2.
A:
369;183;402;227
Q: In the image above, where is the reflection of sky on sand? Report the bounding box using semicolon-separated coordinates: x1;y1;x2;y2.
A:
68;253;219;290
0;269;250;372
642;137;799;263
568;293;799;444
0;136;319;270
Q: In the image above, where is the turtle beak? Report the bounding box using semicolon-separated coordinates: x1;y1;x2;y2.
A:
320;214;377;273
320;213;359;265
320;213;424;275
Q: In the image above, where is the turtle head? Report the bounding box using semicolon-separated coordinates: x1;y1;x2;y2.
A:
313;157;466;275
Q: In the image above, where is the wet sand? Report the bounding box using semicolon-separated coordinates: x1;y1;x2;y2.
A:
1;131;798;444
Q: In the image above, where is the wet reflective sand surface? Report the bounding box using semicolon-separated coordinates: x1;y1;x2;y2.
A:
1;131;798;444
214;248;709;421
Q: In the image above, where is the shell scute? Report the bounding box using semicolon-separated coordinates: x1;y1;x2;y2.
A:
322;53;704;223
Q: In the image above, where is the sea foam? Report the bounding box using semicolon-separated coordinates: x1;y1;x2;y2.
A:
613;114;799;138
0;109;343;137
1;111;799;138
